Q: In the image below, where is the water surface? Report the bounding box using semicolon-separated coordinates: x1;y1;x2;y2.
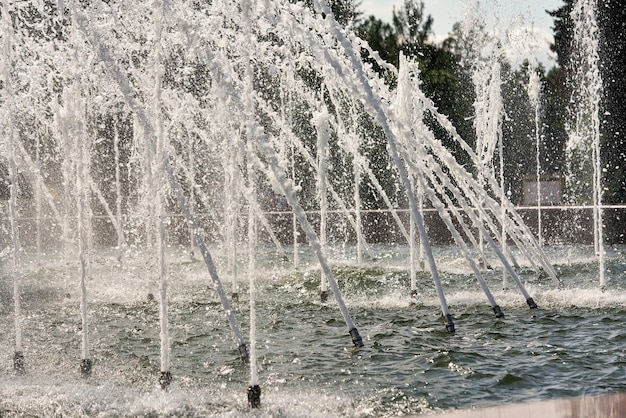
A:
1;244;625;416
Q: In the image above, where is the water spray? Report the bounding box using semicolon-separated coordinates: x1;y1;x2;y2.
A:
406;154;505;318
314;1;454;333
258;92;377;262
3;0;26;375
411;144;537;310
165;161;250;361
71;10;251;362
401;60;561;286
570;0;605;289
152;0;173;390
243;0;261;396
255;133;364;347
225;138;240;303
390;56;506;318
315;106;331;303
65;0;96;381
77;130;92;378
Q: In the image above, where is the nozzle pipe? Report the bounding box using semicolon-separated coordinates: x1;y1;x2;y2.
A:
444;314;455;333
493;305;505;319
238;343;250;363
159;370;173;390
526;297;538;309
247;384;261;408
80;358;92;378
349;327;364;348
13;351;24;375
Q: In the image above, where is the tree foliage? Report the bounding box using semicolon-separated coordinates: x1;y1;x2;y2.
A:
549;0;626;203
356;0;475;170
354;0;626;206
597;0;626;203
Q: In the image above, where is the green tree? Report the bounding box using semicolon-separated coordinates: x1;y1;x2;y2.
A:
499;62;542;204
542;66;568;175
392;0;433;54
355;1;476;167
597;0;626;203
549;0;626;204
297;0;357;27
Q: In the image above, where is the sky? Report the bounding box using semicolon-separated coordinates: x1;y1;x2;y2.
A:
359;0;565;68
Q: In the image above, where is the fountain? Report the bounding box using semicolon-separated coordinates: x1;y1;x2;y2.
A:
565;0;605;288
1;0;624;416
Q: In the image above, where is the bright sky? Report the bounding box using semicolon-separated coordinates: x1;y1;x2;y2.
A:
359;0;565;67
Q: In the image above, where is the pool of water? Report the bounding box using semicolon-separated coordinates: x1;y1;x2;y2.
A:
1;244;625;416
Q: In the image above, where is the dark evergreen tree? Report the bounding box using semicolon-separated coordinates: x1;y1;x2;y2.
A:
549;0;626;204
597;0;626;203
542;66;568;175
